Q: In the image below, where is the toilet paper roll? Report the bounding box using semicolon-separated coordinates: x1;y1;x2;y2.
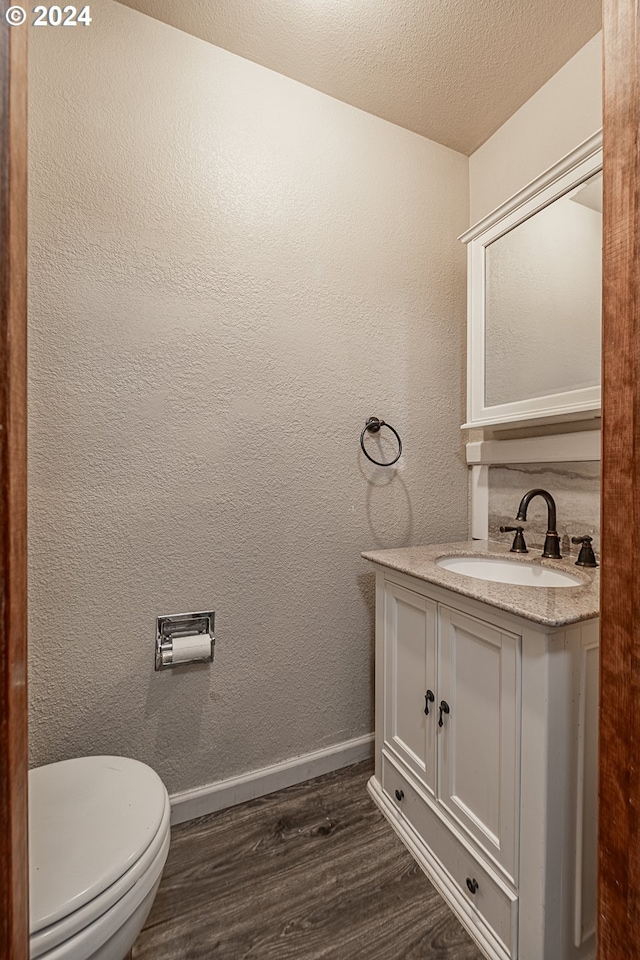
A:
169;633;212;665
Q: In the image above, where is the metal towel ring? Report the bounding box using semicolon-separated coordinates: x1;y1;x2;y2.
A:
360;417;402;467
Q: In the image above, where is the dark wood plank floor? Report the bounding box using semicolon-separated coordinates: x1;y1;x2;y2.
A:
134;760;484;959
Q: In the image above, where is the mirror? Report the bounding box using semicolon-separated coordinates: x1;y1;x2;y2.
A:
461;133;602;429
485;171;602;407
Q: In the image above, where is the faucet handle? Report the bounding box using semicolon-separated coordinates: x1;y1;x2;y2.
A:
571;536;598;568
500;525;528;554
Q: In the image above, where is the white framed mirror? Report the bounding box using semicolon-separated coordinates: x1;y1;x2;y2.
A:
460;131;602;430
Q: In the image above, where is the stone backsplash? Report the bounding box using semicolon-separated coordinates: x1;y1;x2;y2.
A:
488;461;600;559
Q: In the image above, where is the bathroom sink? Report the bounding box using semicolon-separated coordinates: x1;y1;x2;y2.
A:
436;556;583;587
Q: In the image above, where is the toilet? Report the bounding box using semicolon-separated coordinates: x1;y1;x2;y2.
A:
29;756;171;960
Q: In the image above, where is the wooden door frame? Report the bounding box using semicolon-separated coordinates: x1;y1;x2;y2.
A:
598;2;640;956
1;1;639;958
0;4;28;960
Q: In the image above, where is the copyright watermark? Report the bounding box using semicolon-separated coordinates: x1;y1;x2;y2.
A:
4;5;92;26
5;6;27;25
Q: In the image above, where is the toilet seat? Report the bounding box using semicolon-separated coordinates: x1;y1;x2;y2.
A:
29;757;170;960
33;828;170;960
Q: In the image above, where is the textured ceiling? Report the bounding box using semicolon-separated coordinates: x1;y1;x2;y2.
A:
117;0;601;155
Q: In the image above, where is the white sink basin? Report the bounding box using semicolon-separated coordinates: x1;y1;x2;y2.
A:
436;556;583;588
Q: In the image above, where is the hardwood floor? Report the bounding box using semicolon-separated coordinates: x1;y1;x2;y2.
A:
134;760;484;959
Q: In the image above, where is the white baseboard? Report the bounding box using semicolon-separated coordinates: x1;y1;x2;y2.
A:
170;732;374;825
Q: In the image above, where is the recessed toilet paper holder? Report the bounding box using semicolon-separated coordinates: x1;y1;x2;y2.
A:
155;610;215;671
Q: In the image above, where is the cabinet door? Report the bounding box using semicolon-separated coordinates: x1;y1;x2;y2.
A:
437;605;520;881
384;582;437;795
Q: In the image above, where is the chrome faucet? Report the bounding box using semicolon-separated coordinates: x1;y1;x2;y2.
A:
515;488;562;560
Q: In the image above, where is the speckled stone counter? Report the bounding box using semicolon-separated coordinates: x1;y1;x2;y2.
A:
362;539;599;628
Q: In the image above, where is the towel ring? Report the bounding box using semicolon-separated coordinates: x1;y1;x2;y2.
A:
360;417;402;467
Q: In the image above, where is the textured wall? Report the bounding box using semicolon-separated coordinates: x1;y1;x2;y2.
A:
28;1;469;793
469;32;602;224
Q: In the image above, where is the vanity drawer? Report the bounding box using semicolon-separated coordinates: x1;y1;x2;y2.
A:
382;752;518;958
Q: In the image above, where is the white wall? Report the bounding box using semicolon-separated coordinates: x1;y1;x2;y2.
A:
28;1;469;793
469;32;602;224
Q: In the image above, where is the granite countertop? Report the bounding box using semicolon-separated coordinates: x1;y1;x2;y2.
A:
361;540;599;628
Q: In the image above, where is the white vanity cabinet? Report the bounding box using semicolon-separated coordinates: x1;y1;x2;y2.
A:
437;605;520;884
369;563;599;960
383;583;437;794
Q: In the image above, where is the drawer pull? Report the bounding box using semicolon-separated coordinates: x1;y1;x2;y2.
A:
466;877;479;895
394;788;404;802
424;690;435;715
438;700;450;727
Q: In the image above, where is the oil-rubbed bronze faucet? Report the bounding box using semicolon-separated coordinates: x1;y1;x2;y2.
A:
515;489;562;560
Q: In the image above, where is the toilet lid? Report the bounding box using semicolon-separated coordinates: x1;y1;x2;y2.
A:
29;756;168;934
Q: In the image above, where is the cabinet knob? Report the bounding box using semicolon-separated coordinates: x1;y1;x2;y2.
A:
424;690;435;715
466;877;479;895
438;700;450;727
394;788;404;802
